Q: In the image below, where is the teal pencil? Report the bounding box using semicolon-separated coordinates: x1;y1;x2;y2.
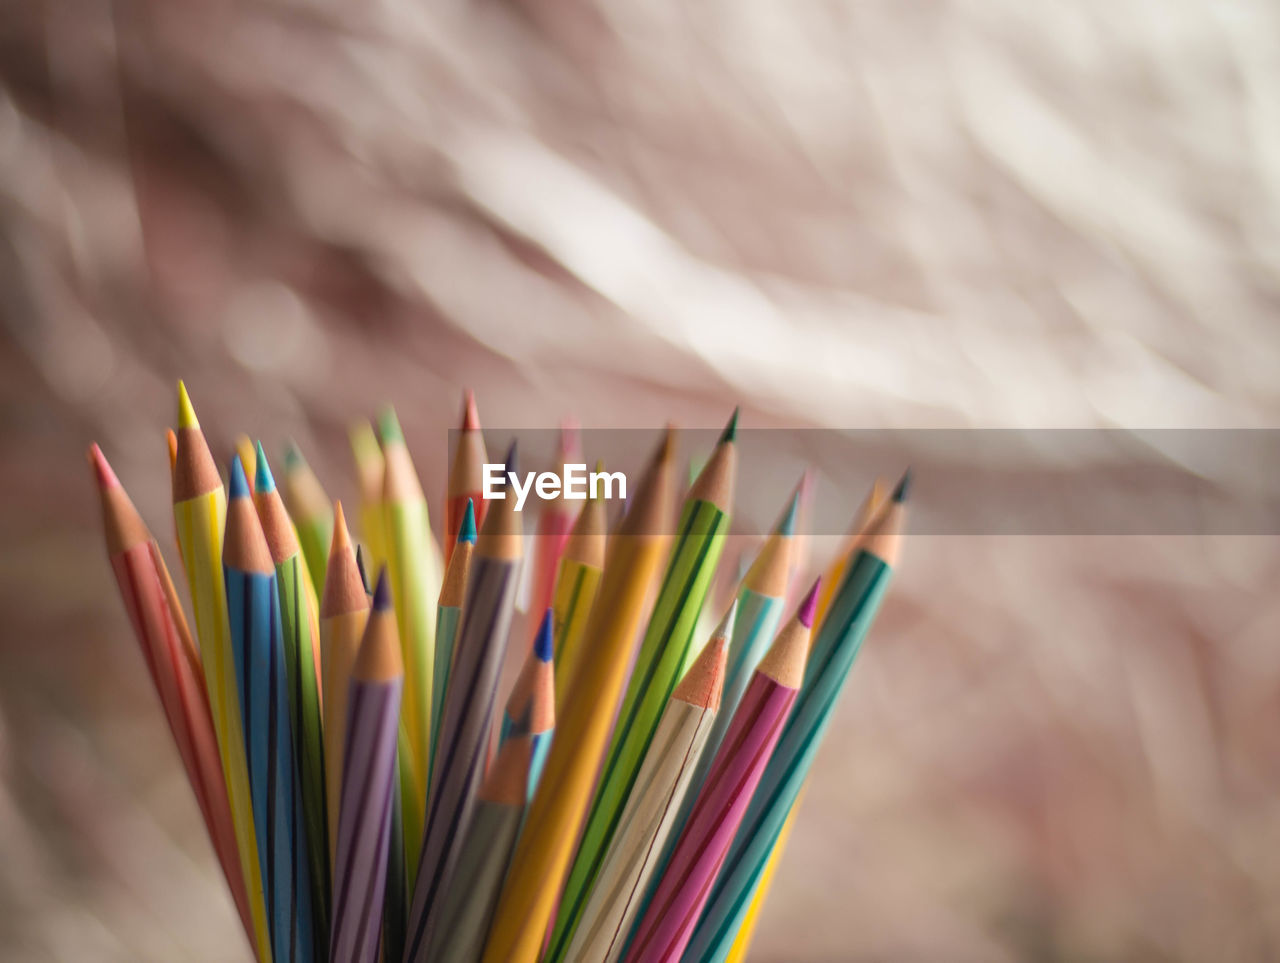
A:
432;499;476;763
500;609;556;801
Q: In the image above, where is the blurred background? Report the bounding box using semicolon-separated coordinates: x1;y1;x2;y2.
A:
2;0;1280;959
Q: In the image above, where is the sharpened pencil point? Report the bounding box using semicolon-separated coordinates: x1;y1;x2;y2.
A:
713;598;739;642
331;500;350;554
719;406;740;444
461;390;480;432
372;567;392;610
355;545;371;594
378;406;404;445
892;468;911;503
798;577;821;628
534;609;554;662
228;455;250;500
459;499;477;543
776;485;801;536
176;381;198;429
503;440;518;478
87;443;120;490
253;441;275;494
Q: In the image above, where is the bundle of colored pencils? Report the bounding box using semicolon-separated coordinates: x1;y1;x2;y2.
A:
90;383;909;963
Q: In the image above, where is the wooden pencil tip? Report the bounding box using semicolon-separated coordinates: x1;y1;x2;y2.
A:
354;597;402;681
372;566;392;610
228;455;250;500
332;500;350;553
87;443;120;490
534;609;554;662
461;389;480;431
798;577;821;628
355;545;371;594
283;440;304;472
254;441;275;494
459;499;477;544
660;424;677;463
176;380;198;429
893;468;912;503
713;598;739;642
719;406;740;444
378;406;404;444
672;630;728;710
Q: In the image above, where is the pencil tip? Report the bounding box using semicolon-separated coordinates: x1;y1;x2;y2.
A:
378;406;404;444
254;441;275;494
798;577;821;628
228;455;250;500
715;597;739;640
459;498;477;543
776;485;801;536
892;468;911;503
176;381;198;429
503;440;518;477
283;440;304;472
719;406;740;444
372;567;392;610
461;390;480;431
534;609;554;662
87;443;120;490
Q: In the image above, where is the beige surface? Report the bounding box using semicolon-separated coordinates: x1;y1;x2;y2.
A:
1;0;1279;959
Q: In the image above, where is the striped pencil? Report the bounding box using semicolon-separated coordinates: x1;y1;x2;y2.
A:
683;476;907;963
530;420;581;616
330;570;403;963
281;442;334;596
320;503;370;860
499;609;556;799
254;444;330;943
431;498;476;763
404;442;523;963
445;389;488;560
622;582;817;963
349;420;388;572
563;605;732;963
720;795;800;963
90;444;255;951
424;736;534;963
172;383;272;961
224;456;318;963
551;467;607;711
379;406;439;861
480;429;676;963
548;411;737;963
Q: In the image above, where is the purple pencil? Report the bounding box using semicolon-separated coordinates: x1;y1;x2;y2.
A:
621;580;819;963
330;569;403;963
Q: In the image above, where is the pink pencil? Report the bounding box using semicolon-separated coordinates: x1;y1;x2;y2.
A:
621;580;819;963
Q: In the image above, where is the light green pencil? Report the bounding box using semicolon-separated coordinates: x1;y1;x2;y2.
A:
281;442;333;596
545;410;738;963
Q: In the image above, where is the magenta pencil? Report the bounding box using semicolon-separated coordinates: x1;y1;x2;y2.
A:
330;570;403;963
621;581;819;963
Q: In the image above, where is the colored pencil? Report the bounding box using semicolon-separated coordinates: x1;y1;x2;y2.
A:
551;466;607;711
320;503;370;860
172;382;273;962
349;420;387;571
90;444;255;951
432;498;476;763
720;795;800;963
379;405;439;859
622;582;817;963
563;605;732;963
404;442;523;963
480;429;675;963
330;571;403;963
499;609;556;800
236;435;258;489
548;410;737;963
281;442;334;596
224;456;318;963
424;735;534;963
530;420;581;617
445;389;488;561
254;444;330;943
682;475;907;963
